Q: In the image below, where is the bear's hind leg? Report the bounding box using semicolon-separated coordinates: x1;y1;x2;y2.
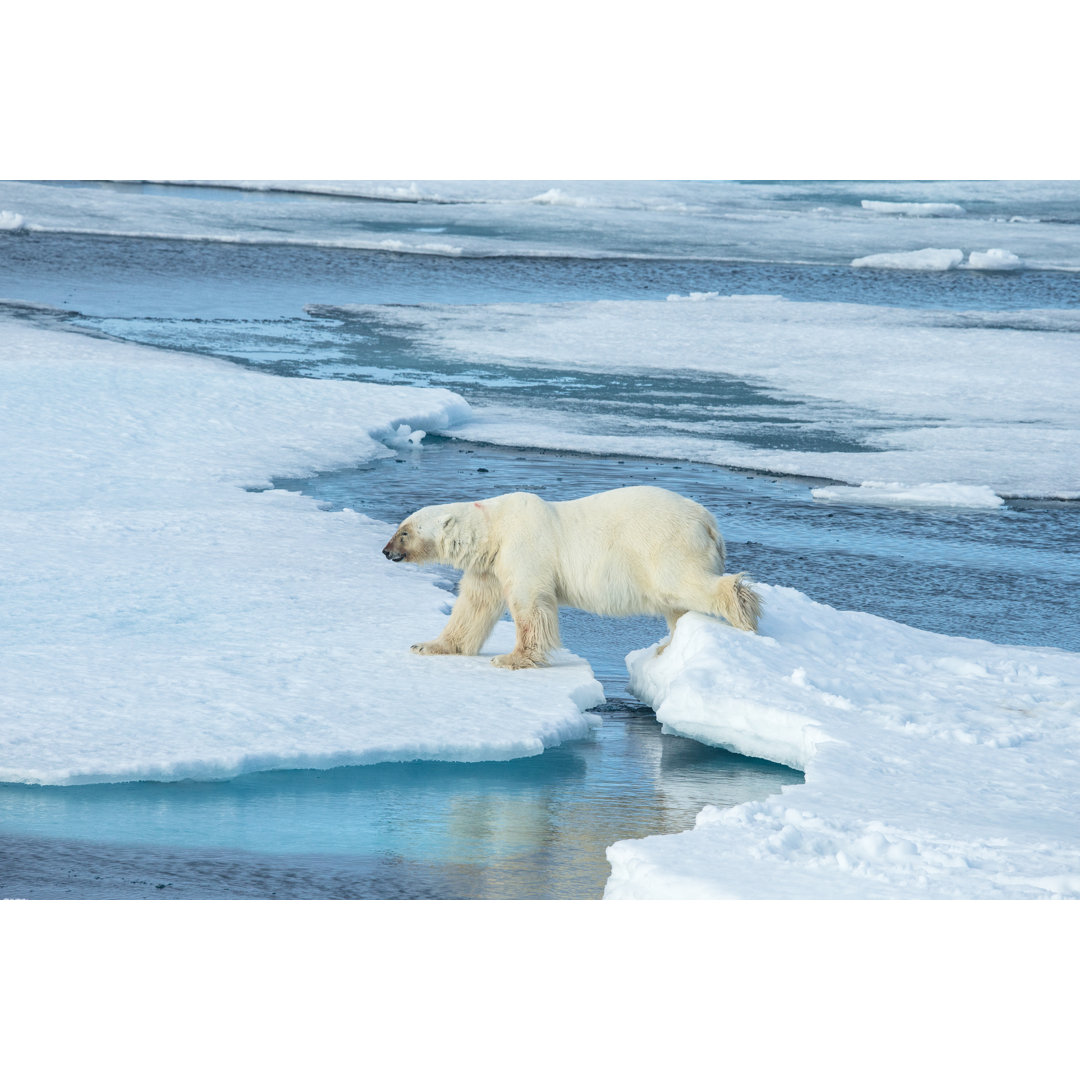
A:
655;609;687;656
492;590;560;669
412;570;505;656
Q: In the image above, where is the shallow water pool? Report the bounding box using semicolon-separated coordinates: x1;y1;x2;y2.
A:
0;703;798;900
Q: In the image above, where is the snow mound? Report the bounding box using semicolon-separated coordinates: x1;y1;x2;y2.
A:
851;248;965;270
607;588;1080;898
861;200;966;217
811;481;1004;509
967;248;1025;270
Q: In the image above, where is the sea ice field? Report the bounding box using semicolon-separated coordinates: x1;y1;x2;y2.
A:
1;180;1078;899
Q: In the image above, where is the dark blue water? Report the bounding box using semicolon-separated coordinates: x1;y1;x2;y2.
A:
3;229;1076;316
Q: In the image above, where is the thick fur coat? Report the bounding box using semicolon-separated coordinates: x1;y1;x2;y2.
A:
382;485;761;669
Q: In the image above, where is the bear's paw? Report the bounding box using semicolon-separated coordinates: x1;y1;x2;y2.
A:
411;640;460;655
491;652;543;670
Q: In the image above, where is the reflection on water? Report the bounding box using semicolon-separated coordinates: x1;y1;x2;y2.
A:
0;705;799;899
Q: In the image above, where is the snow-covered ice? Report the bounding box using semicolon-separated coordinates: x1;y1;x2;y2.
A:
352;294;1080;498
0;319;603;786
853;246;1027;271
810;481;1005;509
605;588;1080;899
851;248;966;270
861;201;966;216
0;211;27;231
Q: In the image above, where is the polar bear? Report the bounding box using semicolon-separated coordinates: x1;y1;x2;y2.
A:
381;485;761;670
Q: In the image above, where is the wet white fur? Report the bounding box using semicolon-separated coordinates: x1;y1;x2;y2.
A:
388;485;761;669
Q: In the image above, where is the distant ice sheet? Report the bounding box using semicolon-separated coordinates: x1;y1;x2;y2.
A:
3;180;1078;268
356;295;1080;499
0;320;602;785
605;589;1080;899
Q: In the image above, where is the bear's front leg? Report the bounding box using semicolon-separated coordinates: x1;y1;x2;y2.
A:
412;569;505;657
492;590;560;670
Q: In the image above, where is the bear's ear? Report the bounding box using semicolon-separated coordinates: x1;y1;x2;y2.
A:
437;513;456;530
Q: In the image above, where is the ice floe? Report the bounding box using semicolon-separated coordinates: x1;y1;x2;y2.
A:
810;481;1004;509
851;248;965;270
966;248;1025;270
352;294;1080;498
0;319;602;785
861;200;966;216
606;587;1080;898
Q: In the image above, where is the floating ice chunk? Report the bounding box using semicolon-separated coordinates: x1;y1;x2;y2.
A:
666;291;721;302
606;587;1080;899
851;248;965;270
966;248;1024;270
528;188;592;208
810;481;1004;509
861;200;966;216
359;238;465;256
382;423;427;449
0;210;27;231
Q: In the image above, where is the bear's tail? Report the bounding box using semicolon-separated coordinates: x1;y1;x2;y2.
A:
714;572;762;632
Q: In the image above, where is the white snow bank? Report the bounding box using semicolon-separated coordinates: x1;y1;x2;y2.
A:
811;481;1004;509
851;248;965;270
606;588;1080;899
0;211;27;231
0;320;603;786
966;248;1024;270
861;201;966;216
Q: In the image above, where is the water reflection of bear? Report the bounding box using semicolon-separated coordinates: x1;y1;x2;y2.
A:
382;485;761;669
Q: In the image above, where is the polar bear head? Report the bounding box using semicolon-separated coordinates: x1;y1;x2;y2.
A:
382;507;452;565
382;500;493;570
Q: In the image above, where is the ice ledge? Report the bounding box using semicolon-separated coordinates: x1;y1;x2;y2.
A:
609;586;1080;899
0;320;604;786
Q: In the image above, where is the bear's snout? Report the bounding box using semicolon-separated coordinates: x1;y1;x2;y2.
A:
382;541;405;562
